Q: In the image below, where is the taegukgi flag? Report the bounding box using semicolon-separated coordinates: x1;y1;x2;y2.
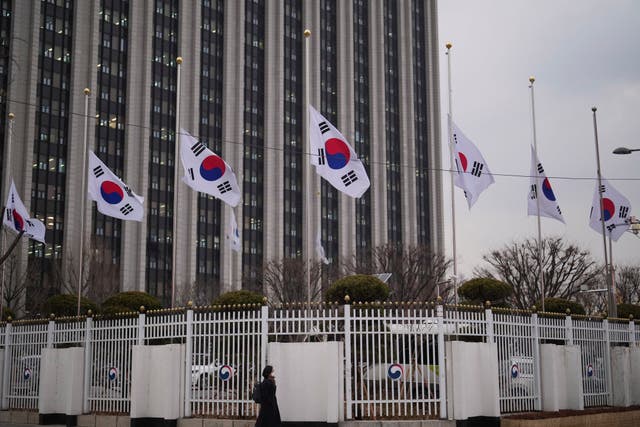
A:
451;119;494;208
528;146;564;223
3;179;46;243
308;105;370;198
88;151;145;221
228;208;241;253
589;178;631;241
180;129;241;207
315;229;330;265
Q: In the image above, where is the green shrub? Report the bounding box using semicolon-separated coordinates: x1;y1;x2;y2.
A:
542;297;585;315
616;303;640;320
212;290;264;307
458;278;512;307
102;291;162;314
43;294;98;317
2;307;14;321
325;274;390;303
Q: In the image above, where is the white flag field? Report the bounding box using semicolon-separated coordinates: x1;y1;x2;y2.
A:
3;180;46;244
589;178;632;241
528;146;565;223
228;208;241;253
315;229;330;265
88;151;145;221
308;105;370;198
451;120;494;208
180;129;241;207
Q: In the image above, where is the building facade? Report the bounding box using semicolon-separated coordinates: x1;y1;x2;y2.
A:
1;0;443;308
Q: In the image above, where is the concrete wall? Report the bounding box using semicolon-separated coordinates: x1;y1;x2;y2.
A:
540;344;583;412
445;341;500;420
38;347;84;415
267;341;344;423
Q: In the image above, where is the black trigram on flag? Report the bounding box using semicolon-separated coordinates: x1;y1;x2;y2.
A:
317;148;326;165
607;223;617;232
120;204;134;216
123;185;134;198
537;163;544;174
217;181;232;194
93;165;105;178
599;184;606;194
188;168;195;181
557;206;562;216
530;184;538;200
619;206;629;218
190;142;206;157
341;170;358;187
5;209;12;222
318;121;330;134
471;161;484;177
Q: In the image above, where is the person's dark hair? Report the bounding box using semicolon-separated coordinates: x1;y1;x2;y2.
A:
262;365;274;379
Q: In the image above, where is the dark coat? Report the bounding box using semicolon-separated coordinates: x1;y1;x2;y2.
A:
255;378;281;427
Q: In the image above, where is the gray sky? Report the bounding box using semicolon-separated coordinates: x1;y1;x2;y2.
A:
437;0;640;279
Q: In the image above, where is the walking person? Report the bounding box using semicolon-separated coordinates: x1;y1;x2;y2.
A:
255;365;281;427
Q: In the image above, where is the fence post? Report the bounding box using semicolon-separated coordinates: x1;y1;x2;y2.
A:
184;306;194;418
629;320;636;346
437;303;447;419
531;312;542;411
485;305;494;344
83;315;93;413
47;318;55;348
565;314;573;346
344;303;352;420
260;305;268;372
1;322;12;410
603;319;613;406
137;310;146;346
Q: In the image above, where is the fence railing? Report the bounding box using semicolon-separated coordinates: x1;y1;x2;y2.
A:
0;304;637;418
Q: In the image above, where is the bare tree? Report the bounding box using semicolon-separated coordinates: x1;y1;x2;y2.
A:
475;237;602;310
615;265;640;305
262;258;327;304
343;244;452;302
177;277;218;307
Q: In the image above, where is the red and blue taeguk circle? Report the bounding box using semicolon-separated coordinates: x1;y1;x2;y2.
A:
542;178;556;201
200;155;226;181
601;198;615;221
12;210;24;231
100;181;124;205
458;152;468;172
511;364;519;378
219;364;234;381
23;367;32;381
325;138;351;170
387;363;404;381
108;367;118;381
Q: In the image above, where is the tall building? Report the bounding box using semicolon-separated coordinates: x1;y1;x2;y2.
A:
1;0;443;308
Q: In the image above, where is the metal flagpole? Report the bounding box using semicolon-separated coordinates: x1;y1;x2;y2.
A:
591;107;616;317
77;88;90;316
304;29;311;310
0;112;15;321
171;56;183;308
445;42;459;305
528;77;545;312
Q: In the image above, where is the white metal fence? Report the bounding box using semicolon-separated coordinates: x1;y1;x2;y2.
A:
0;304;638;418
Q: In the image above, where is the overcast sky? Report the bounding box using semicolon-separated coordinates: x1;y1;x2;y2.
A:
437;0;640;280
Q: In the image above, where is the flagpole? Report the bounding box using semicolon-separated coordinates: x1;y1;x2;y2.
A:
445;42;458;305
171;56;183;308
591;107;616;317
528;77;545;312
77;88;90;317
0;112;15;320
304;29;312;310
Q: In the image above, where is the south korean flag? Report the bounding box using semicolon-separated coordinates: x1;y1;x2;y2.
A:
180;129;241;207
88;151;145;221
308;105;370;198
589;178;631;241
451;119;495;208
3;179;46;243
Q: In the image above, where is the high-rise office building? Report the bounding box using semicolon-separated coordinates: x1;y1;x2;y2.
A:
1;0;443;308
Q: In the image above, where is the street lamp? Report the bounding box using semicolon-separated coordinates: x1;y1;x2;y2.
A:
613;147;640;155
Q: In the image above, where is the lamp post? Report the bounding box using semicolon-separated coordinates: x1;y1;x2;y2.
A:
613;147;640;155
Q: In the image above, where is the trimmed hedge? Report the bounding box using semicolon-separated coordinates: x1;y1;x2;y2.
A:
617;303;640;320
102;291;162;314
542;297;585;315
458;277;512;306
212;290;264;307
325;274;390;303
43;294;99;317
